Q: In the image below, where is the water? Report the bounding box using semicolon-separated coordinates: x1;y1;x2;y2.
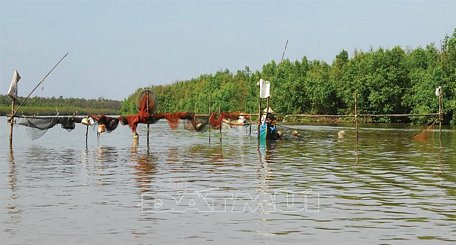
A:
1;117;455;244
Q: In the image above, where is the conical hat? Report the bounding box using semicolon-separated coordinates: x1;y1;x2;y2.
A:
263;107;274;113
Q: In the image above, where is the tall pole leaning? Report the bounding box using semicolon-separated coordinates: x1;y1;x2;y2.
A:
8;54;67;145
14;53;68;115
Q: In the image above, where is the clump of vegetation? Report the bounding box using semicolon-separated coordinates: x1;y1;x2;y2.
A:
121;30;456;125
0;95;121;116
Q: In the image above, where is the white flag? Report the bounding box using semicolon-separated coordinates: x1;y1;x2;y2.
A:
7;70;21;100
435;86;442;97
259;79;270;98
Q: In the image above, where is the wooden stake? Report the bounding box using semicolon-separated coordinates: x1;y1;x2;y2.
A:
258;96;262;140
85;124;89;147
219;106;222;143
146;90;150;147
438;89;443;170
354;93;359;164
354;93;359;144
9;100;15;145
208;100;211;144
438;90;443;135
265;96;270;139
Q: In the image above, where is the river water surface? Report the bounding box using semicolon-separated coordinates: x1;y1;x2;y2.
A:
0;117;455;244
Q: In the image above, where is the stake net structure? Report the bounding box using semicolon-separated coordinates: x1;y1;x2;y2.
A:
14;90;252;141
12;87;443;142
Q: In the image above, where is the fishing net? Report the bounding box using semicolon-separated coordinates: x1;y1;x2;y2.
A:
18;116;79;140
412;122;435;141
184;115;209;132
120;115;140;133
164;113;181;129
59;117;78;130
208;112;244;129
122;90;159;134
161;112;192;129
209;112;224;129
91;115;120;132
19;117;58;130
137;89;157;114
19;117;56;140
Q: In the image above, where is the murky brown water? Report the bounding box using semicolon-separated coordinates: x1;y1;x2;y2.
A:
1;117;455;244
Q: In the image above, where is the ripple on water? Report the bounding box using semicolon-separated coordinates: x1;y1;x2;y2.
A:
0;119;455;243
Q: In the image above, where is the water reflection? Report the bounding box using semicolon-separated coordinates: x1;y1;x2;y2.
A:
8;144;17;194
436;134;445;175
355;128;360;164
1;118;455;243
255;141;280;238
131;144;156;193
188;144;224;165
257;141;272;193
5;144;21;237
167;147;179;163
96;146;119;163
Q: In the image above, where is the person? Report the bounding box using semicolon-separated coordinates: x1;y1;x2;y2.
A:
265;114;281;140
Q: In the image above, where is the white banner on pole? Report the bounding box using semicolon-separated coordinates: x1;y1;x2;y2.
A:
259;79;270;98
8;70;21;100
435;86;442;97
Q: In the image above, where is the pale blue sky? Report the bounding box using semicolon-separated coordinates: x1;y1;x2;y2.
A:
1;0;455;100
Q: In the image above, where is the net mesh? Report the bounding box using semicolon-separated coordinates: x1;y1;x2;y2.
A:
208;112;245;129
121;90;158;134
137;90;157;114
14;88;253;139
91;115;120;133
184;115;209;132
412;122;435;141
18;117;79;140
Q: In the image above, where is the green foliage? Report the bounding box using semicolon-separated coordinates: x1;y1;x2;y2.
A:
119;30;456;125
0;95;121;116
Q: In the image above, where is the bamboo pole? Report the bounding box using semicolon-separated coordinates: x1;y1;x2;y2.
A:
258;96;262;140
85;124;89;147
438;90;443;170
195;113;261;117
283;113;438;118
9;100;15;145
280;40;288;63
219;106;222;143
438;89;443;135
354;93;359;157
208;100;211;144
146;90;150;147
265;96;270;139
14;53;68;115
195;112;439;118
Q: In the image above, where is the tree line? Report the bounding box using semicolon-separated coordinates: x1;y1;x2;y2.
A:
121;30;456;125
0;95;121;116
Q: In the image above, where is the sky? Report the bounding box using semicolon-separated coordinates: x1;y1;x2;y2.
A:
1;0;455;100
